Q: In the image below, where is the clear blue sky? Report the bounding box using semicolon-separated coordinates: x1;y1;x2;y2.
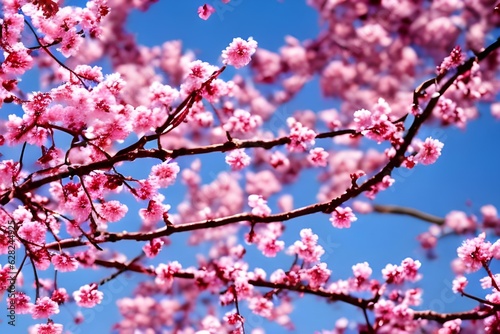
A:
2;1;500;333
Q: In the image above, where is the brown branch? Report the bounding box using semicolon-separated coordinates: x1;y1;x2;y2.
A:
372;204;445;225
92;258;498;324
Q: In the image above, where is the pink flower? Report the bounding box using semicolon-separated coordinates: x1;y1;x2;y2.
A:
382;264;405;284
437;46;465;74
353;108;372;131
248;194;271;217
51;288;69;305
234;276;254;298
457;233;493;272
352;262;372;281
257;237;285;257
401;257;422;282
481;204;499;227
73;284;104;308
7;292;32;314
330;207;357;229
414;137;444;165
198;4;215;20
445;210;475;234
222;37;258;69
288;228;325;263
143;238;165;258
438;319;462;334
96;200;128;223
226;149;251;171
269;151;290;171
155;261;182;288
31;322;63;334
223;109;262;133
224;311;244;326
308;147;329;167
18;221;46;245
303;262;331;289
149;160;180;188
248;297;273;318
286;117;316;152
52;253;79;272
32;297;60;319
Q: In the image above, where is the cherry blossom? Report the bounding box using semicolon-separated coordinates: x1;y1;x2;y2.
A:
330;207;357;229
155;261;182;288
414;137;444;165
222;37;258;69
198;4;215;20
149;160;180;188
52;253;79;272
32;297;60;319
0;0;499;332
73;284;104;308
225;149;251;170
457;233;493;273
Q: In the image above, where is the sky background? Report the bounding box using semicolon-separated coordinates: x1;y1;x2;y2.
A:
1;1;500;333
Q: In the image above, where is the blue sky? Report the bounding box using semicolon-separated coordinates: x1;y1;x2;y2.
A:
2;1;500;333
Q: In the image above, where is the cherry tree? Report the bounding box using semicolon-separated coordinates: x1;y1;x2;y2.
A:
1;0;500;333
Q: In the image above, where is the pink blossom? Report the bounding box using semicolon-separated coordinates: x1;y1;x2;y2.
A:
143;238;165;258
401;257;422;282
18;221;46;245
480;274;500;290
481;204;499;227
352;262;372;281
404;288;422;306
2;43;33;75
414;137;444;165
286;117;316;152
222;37;258;69
224;311;244;326
149;81;179;107
51;288;69;305
353;109;372;131
52;253;79;272
7;292;32;314
248;194;271;217
96;200;128;223
288;228;325;263
437;46;465;74
248;297;273;318
226;149;251;170
382;264;405;284
438;319;462;334
308;147;329;167
73;284;104;308
32;297;60;319
155;261;182;288
0;159;20;189
486;291;500;304
352;201;373;214
234;276;254;298
32;248;52;270
149;160;180;188
330;207;357;229
457;233;493;273
269;151;290;171
30;322;63;334
257;237;285;257
303;262;331;289
133;179;158;200
445;210;476;234
223;109;262;133
198;4;215;20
